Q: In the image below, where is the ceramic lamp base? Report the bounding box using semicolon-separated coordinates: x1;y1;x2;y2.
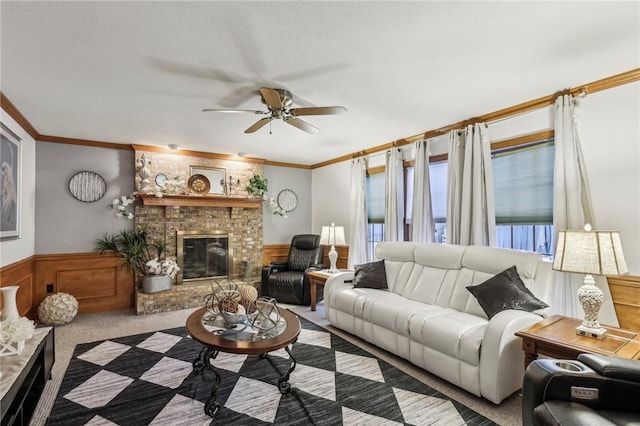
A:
328;245;338;273
576;274;607;340
576;323;607;339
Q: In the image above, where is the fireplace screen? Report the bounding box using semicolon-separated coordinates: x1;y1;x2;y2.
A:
177;231;233;284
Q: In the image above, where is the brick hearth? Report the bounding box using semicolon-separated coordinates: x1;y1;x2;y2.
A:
135;279;261;315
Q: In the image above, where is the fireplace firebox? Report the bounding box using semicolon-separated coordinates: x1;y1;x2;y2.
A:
176;231;233;284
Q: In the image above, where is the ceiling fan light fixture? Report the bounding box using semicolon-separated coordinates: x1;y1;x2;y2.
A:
205;87;346;135
237;152;247;158
168;144;179;150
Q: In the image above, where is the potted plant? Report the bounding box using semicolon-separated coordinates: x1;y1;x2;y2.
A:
246;173;268;198
94;226;180;293
245;173;288;217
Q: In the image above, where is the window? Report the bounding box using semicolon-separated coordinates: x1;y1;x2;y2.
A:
405;161;448;243
492;140;555;255
368;137;554;258
403;138;554;255
366;172;385;260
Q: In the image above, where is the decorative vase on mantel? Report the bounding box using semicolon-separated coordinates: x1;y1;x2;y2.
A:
141;275;173;294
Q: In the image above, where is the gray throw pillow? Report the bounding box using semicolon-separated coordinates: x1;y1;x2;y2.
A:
466;265;548;319
353;260;388;289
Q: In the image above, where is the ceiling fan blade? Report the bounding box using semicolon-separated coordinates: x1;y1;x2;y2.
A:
284;117;319;134
202;108;266;114
245;117;272;133
289;106;347;116
260;87;283;110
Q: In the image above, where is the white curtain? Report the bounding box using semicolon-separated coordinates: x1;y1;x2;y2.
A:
446;130;464;244
349;157;369;267
411;139;435;242
384;148;404;241
446;123;496;246
552;94;616;324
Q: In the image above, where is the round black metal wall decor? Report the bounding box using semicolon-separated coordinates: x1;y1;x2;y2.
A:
68;171;107;202
277;188;298;212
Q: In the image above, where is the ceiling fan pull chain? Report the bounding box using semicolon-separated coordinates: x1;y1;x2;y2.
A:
269;119;272;135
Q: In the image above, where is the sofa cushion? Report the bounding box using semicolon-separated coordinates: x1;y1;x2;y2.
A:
466;265;548;319
353;260;388;289
409;310;487;365
362;297;451;337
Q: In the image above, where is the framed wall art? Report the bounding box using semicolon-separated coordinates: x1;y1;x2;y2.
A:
189;166;225;195
0;123;21;240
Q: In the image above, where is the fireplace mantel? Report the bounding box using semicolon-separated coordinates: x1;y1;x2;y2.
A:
137;193;262;208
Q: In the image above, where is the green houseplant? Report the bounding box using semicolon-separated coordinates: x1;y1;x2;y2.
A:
245;173;287;217
94;226;179;293
245;173;268;198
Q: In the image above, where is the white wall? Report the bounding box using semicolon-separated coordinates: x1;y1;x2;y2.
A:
35;142;135;253
311;81;640;276
580;83;640;276
311;160;351;242
258;165;313;244
0;108;36;267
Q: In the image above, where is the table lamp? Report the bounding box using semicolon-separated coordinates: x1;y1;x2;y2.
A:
320;223;346;273
552;224;628;339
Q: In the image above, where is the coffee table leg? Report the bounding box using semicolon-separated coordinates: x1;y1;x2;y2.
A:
277;345;297;394
192;347;207;372
195;347;221;418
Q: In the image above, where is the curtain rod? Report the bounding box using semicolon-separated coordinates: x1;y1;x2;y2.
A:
311;68;639;168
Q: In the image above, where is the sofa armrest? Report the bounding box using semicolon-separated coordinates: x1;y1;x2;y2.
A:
323;271;355;319
479;309;544;404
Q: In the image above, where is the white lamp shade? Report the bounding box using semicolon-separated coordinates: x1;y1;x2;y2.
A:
320;223;346;246
553;229;628;276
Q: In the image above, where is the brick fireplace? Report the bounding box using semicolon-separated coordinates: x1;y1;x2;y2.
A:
132;148;264;314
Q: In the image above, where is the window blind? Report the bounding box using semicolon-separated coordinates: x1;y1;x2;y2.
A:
366;172;385;223
492;141;554;225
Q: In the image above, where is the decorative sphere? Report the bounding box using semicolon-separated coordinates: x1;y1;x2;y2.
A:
219;296;239;313
38;293;79;325
239;286;258;303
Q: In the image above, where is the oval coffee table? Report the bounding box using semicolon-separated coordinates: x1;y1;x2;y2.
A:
186;306;301;418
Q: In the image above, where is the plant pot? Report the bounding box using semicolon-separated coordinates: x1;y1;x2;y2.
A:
141;275;172;294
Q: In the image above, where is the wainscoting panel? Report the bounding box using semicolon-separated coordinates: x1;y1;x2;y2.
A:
34;253;134;315
0;256;35;317
262;244;349;269
57;268;118;299
608;275;640;332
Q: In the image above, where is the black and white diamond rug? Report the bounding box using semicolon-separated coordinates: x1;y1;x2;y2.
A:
47;315;497;425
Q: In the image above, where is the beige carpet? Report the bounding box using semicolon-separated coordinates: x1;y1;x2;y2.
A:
30;302;521;426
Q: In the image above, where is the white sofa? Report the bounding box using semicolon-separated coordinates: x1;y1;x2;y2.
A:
324;242;553;404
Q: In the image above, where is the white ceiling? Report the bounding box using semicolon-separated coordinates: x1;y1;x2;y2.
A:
1;1;638;166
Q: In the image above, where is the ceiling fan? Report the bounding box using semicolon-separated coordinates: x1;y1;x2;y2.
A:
202;87;347;134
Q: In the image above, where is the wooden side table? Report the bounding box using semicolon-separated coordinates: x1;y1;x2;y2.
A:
515;314;640;369
307;270;331;311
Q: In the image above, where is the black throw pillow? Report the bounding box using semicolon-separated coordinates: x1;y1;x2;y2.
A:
466;265;548;319
353;260;388;289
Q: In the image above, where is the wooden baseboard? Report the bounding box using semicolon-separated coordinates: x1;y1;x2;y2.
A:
1;256;35;318
263;244;349;269
2;245;350;318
